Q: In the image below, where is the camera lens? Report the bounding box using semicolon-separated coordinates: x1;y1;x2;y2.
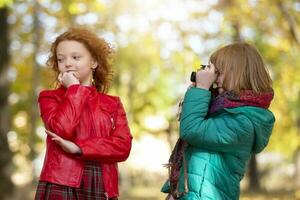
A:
190;72;196;82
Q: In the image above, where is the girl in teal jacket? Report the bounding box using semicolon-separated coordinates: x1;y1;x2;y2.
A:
162;42;275;200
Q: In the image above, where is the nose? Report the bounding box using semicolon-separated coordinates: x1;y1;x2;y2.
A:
64;58;72;68
215;76;221;85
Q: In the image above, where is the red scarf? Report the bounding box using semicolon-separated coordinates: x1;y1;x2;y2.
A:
209;90;274;114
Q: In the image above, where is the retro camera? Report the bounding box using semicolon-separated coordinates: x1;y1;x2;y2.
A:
190;64;210;83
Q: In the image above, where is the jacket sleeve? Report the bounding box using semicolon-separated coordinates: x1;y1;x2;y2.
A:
179;87;254;153
38;84;91;140
75;98;132;163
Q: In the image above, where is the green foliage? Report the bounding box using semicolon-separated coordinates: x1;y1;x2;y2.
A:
0;0;12;8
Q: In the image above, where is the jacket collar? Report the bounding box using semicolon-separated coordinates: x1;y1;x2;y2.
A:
55;85;118;114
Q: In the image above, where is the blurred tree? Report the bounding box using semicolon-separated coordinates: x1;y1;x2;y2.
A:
28;0;42;181
0;6;14;199
274;0;300;188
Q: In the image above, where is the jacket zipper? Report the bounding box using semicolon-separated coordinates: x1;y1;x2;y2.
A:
110;116;115;130
88;106;109;197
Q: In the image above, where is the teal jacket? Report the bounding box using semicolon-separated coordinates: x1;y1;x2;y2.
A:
162;88;275;200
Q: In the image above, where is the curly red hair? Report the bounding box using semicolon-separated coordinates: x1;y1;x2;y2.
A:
47;26;114;93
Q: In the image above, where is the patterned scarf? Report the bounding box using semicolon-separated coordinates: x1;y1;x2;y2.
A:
209;90;274;114
165;139;188;199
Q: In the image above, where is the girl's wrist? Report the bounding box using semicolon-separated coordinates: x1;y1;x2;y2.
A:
196;84;210;90
76;149;82;155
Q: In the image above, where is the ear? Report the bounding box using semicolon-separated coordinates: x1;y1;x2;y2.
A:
92;61;98;69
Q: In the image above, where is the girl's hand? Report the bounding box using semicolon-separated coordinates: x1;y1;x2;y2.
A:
188;82;196;89
58;72;80;88
45;129;82;155
195;63;218;90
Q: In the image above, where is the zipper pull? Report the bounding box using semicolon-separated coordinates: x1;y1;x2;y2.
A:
110;117;115;130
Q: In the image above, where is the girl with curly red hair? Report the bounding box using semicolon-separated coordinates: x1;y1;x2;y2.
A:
34;27;132;200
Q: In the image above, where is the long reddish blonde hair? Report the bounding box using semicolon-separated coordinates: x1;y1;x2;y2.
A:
209;42;273;94
47;26;114;93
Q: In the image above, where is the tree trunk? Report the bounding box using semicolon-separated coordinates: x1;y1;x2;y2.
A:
295;92;300;188
248;154;260;191
29;0;41;173
295;147;300;188
277;1;300;46
0;6;14;199
232;20;242;42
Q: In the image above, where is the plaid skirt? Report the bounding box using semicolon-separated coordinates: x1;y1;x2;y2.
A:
35;161;117;200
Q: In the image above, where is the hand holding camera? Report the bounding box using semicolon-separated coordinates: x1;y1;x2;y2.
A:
190;64;218;90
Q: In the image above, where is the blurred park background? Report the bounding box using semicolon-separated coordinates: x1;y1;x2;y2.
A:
0;0;300;199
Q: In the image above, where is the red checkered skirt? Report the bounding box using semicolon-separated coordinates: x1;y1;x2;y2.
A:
34;162;116;200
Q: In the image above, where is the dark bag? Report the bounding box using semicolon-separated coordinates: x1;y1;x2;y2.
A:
164;99;189;200
164;139;189;199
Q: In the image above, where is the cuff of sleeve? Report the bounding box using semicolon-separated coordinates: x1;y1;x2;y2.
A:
184;87;211;102
161;180;170;193
74;140;86;158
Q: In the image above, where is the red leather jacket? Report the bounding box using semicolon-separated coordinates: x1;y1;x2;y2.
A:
38;84;132;198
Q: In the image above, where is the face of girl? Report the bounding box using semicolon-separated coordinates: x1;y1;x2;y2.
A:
215;70;225;94
56;40;97;86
